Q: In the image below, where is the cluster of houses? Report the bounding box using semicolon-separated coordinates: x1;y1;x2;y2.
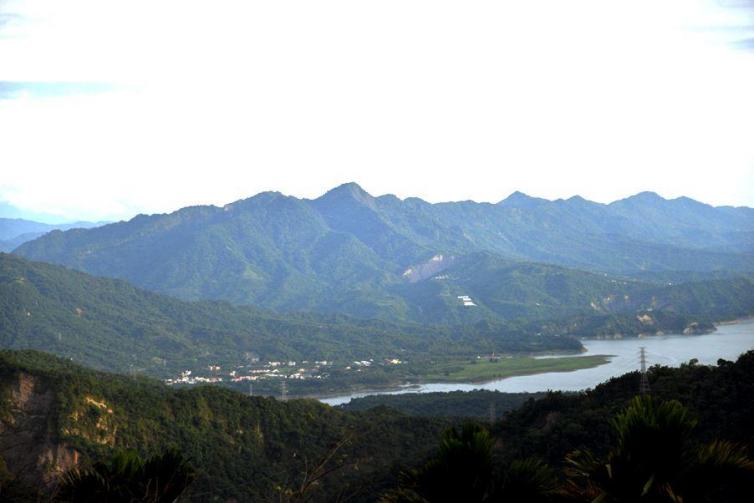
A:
457;295;477;306
164;360;330;386
164;370;224;385
345;358;403;370
164;356;405;386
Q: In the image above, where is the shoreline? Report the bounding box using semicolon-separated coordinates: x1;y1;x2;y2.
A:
306;354;611;402
307;319;754;402
715;316;754;327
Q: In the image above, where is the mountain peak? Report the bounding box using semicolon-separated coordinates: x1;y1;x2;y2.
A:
316;182;375;206
563;195;604;208
671;195;712;209
330;182;370;195
635;191;664;199
629;191;666;202
223;190;290;211
498;191;547;207
610;191;667;208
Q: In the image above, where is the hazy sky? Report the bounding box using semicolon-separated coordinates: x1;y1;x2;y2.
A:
1;0;754;221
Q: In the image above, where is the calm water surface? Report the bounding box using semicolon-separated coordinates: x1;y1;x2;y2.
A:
320;319;754;406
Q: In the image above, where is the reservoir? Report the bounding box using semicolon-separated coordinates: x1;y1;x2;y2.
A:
321;319;754;406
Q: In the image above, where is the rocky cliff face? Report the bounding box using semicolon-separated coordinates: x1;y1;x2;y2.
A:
402;254;456;283
0;372;80;488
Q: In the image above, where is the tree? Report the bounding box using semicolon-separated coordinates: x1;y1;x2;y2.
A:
565;395;754;502
382;424;558;502
55;450;196;502
491;458;558;503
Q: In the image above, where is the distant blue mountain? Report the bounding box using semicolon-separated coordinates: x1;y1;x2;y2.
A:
0;201;70;224
13;183;754;322
0;81;116;100
0;201;107;251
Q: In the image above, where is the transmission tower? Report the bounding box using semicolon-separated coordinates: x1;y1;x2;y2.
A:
639;347;650;394
248;382;253;397
281;380;288;401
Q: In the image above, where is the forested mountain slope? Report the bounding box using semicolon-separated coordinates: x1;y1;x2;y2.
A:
13;184;754;322
0;253;587;378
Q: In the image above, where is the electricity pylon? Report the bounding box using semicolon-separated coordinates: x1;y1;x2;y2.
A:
639;346;650;394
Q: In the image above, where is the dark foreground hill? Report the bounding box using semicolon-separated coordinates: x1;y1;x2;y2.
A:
491;351;754;477
349;352;754;501
0;350;447;501
14;183;754;322
2;350;754;501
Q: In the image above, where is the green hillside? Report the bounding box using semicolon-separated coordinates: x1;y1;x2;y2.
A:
0;253;586;381
0;350;447;501
3;253;753;400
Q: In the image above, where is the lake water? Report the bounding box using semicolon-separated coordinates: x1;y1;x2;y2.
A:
320;319;754;406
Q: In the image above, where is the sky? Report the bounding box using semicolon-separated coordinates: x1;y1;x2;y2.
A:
1;0;754;222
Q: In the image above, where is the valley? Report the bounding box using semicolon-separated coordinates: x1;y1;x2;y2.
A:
162;351;609;399
3;0;754;498
1;185;753;501
3;250;752;399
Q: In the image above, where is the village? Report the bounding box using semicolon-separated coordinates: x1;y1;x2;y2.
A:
163;356;405;386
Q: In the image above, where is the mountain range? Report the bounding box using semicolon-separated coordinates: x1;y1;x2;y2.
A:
12;183;754;323
0;217;105;252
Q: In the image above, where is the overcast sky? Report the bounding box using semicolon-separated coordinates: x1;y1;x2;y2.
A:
1;0;753;221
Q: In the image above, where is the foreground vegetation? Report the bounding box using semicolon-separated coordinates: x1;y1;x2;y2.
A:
0;350;448;501
2;349;754;501
383;396;754;502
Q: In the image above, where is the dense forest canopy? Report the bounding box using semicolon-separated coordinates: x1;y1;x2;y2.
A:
2;349;754;501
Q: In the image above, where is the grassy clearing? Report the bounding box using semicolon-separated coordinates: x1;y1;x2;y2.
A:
425;355;610;383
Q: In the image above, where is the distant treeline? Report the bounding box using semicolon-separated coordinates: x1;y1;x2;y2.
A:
341;390;547;419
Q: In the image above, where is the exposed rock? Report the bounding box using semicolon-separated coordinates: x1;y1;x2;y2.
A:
402;254;455;283
0;372;81;487
683;322;716;335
